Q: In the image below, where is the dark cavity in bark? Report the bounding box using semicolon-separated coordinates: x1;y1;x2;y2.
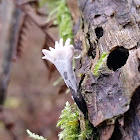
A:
107;46;129;71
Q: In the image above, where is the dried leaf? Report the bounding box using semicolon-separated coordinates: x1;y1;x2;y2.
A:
58;84;67;94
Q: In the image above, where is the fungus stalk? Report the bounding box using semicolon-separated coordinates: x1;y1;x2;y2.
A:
42;38;87;115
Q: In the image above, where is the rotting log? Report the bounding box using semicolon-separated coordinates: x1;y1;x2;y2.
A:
74;0;140;139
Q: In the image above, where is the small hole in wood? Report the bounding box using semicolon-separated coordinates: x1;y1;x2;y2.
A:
95;27;104;39
107;46;129;71
110;12;115;17
94;14;101;18
88;46;96;59
87;33;96;59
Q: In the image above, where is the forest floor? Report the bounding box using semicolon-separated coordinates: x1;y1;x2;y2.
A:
0;22;72;140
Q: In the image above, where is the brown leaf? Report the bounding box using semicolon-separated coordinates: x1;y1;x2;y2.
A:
17;3;53;28
67;0;79;23
5;122;15;130
14;16;36;59
14;0;57;79
58;84;68;94
42;32;56;79
15;0;38;6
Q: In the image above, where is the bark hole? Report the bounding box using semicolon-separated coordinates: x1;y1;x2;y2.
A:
87;33;96;59
95;27;104;39
107;46;129;71
88;46;96;59
94;14;101;18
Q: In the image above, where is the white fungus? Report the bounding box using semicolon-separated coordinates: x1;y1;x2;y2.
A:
42;38;78;93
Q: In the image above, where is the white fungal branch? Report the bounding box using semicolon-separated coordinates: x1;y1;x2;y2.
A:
42;38;78;92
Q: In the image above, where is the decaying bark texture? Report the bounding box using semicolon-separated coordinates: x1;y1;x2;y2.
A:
74;0;140;139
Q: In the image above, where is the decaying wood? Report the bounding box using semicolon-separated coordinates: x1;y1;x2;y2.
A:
74;0;140;139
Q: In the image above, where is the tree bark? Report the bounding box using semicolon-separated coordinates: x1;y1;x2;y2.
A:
74;0;140;139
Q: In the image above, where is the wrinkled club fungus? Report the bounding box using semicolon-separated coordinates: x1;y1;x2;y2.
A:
42;38;87;115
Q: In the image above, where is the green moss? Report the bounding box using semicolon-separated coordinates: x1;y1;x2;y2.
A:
79;120;93;139
93;52;107;76
26;129;47;140
57;101;93;140
55;0;73;42
57;102;79;140
39;0;73;43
